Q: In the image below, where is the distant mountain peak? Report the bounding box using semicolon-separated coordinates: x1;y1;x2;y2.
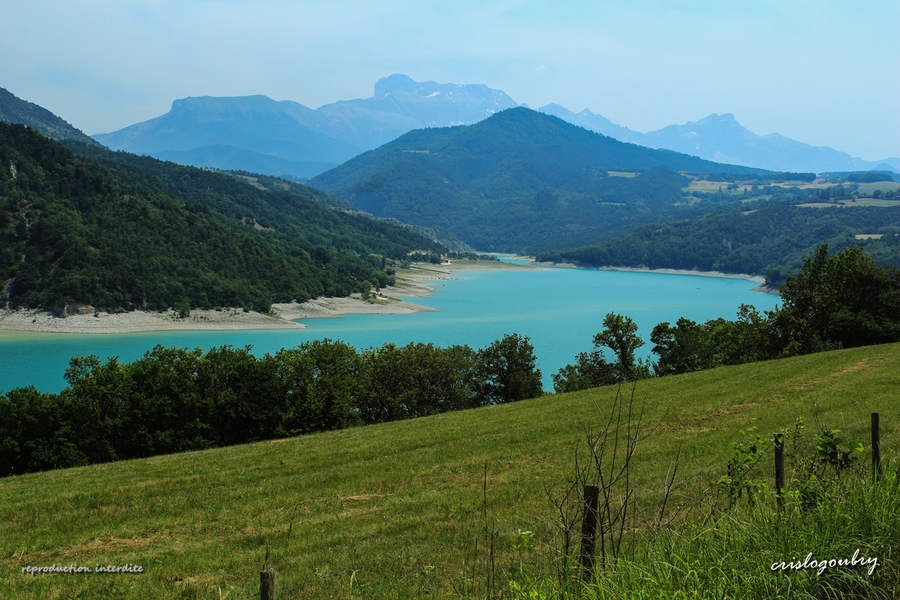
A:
371;74;515;103
170;94;283;116
374;74;418;96
694;113;737;125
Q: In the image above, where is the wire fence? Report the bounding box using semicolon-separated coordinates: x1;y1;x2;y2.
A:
234;412;892;599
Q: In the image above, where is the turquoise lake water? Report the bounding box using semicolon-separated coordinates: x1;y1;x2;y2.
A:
0;266;780;394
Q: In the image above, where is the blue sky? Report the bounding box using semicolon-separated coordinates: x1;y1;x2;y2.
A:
3;0;898;160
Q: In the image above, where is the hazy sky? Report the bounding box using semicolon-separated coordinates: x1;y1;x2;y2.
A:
3;1;898;160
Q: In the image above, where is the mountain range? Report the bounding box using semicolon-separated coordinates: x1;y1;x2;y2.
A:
93;75;518;179
90;75;899;179
539;104;900;175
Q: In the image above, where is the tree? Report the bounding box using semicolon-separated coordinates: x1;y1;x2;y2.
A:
551;349;618;393
272;340;363;434
593;313;645;381
476;334;543;404
359;342;480;423
650;317;710;376
773;244;900;354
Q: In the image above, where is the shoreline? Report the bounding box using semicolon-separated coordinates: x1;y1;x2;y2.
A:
0;257;775;335
534;261;779;294
0;259;527;335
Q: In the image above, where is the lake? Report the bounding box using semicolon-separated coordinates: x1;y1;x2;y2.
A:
0;266;780;394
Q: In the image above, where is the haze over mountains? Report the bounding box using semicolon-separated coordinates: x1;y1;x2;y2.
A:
91;75;899;179
94;75;518;179
539;105;900;175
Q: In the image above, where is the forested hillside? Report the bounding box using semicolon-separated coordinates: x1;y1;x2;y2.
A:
0;87;100;147
310;108;766;253
0;124;442;313
537;199;900;285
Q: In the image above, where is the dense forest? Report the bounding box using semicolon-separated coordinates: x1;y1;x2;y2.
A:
310;108;766;253
0;124;443;313
537;198;900;286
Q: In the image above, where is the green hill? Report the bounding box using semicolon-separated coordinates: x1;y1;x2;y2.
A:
1;343;896;598
0;87;100;147
310;107;767;253
0;123;442;312
537;200;900;285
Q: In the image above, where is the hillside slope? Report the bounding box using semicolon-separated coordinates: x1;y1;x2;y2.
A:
0;124;442;312
0;343;896;598
537;201;900;284
310;108;766;253
0;86;100;147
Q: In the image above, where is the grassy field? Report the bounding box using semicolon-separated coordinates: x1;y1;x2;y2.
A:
681;178;832;195
2;343;899;599
856;182;900;195
798;199;900;209
682;178;900;199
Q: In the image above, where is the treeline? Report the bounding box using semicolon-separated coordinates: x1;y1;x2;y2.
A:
536;200;900;286
553;245;900;392
697;172;817;183
0;334;543;477
0;123;444;313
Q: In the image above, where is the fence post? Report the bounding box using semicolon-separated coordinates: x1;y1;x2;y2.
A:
774;433;785;510
580;484;599;583
872;412;882;481
260;568;276;600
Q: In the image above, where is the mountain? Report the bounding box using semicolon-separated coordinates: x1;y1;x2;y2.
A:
0;86;100;147
93;74;898;179
539;105;900;175
94;75;519;179
93;95;361;179
308;74;519;150
537;103;643;143
0;122;443;313
310;107;765;253
640;113;900;174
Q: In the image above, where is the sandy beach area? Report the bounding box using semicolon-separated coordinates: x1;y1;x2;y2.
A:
0;258;529;335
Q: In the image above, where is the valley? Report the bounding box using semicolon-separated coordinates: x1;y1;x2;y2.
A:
2;0;899;596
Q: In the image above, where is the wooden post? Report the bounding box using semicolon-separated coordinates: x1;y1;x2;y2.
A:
260;568;276;600
872;412;882;481
774;433;784;510
580;484;599;583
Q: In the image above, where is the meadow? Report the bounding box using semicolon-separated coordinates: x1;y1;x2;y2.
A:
2;342;898;599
